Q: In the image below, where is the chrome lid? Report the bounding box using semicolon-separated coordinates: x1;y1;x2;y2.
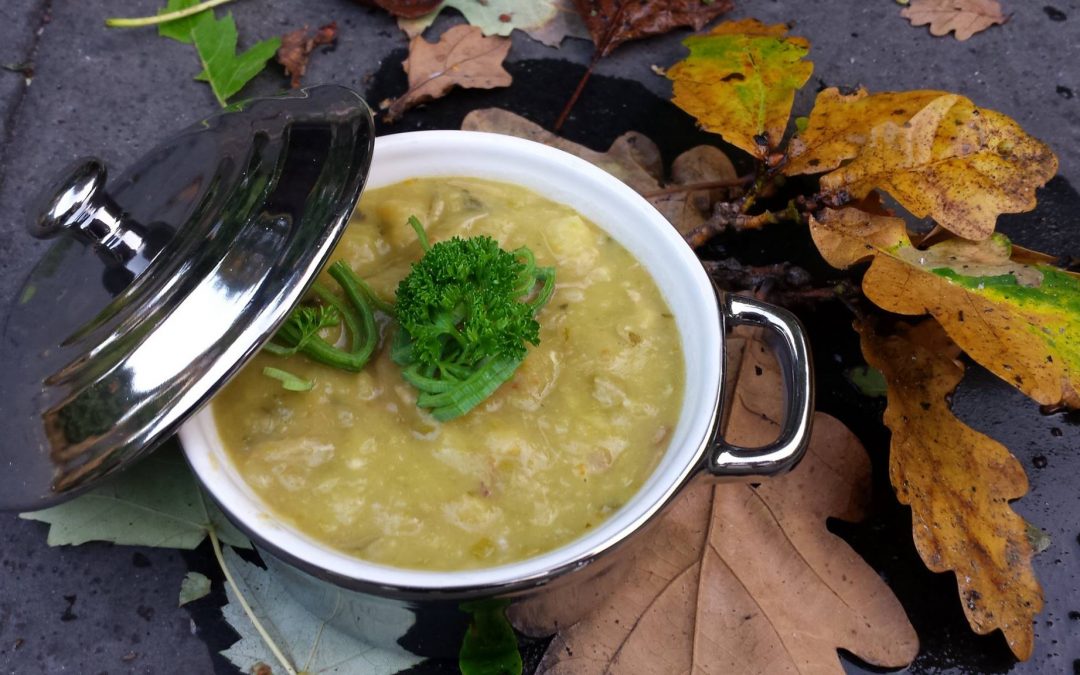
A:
0;85;375;510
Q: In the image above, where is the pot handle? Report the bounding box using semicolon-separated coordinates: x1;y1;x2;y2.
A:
708;292;814;479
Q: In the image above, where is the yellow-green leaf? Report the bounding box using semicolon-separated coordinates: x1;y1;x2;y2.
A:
667;18;813;158
818;94;1058;240
811;207;1080;408
785;87;946;175
857;319;1042;660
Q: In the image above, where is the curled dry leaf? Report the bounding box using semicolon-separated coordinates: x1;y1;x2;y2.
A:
533;327;918;675
784;87;946;176
857;319;1043;659
818;93;1058;240
573;0;734;58
460;107;735;237
277;22;337;89
901;0;1008;41
810;206;1080;408
355;0;441;19
668;19;813;158
383;25;512;122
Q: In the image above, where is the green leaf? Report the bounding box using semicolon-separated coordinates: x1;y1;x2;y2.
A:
179;571;212;606
157;0;204;44
191;11;281;106
20;443;250;550
845;365;887;398
219;548;424;674
459;599;522;675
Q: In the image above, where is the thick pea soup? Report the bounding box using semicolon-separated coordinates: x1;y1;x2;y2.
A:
213;177;684;570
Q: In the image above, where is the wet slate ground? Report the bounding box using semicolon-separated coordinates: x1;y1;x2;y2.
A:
0;1;1078;674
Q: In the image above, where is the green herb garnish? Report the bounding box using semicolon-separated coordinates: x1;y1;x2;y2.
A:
392;216;555;421
261;366;313;392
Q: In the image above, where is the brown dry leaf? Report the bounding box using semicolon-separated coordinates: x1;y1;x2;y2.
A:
857;319;1043;659
785;87;947;176
901;0;1008;41
810;206;1080;408
383;25;511;122
818;93;1058;240
355;0;441;19
573;0;734;58
534;326;918;674
277;23;338;89
461;108;735;236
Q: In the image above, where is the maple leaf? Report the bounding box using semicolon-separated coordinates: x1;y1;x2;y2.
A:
857;319;1043;660
785;87;947;176
277;22;338;89
20;444;250;550
667;19;814;158
810;206;1080;408
191;11;281;107
382;25;511;122
818;93;1058;240
529;327;918;674
462;108;738;237
902;0;1009;41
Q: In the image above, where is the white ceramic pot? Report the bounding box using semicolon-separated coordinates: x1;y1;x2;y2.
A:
178;130;813;655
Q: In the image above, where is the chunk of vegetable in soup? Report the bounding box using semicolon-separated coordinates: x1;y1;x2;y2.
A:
213;178;684;570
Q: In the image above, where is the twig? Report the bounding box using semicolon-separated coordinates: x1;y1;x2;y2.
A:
685;200;802;249
105;0;236;28
209;527;298;675
642;175;755;198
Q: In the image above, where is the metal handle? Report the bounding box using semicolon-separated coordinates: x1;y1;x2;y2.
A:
30;157;149;270
708;292;814;479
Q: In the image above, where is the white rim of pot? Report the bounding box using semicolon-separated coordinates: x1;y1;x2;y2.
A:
180;130;721;591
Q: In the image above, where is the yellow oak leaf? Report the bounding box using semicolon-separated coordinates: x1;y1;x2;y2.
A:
810;206;1080;408
784;87;946;176
382;25;512;122
857;319;1043;660
901;0;1008;41
527;328;918;674
667;18;813;158
818;94;1058;240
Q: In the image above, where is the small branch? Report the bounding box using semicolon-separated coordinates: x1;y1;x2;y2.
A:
105;0;235;28
685;200;802;249
209;527;298;675
642;174;755;199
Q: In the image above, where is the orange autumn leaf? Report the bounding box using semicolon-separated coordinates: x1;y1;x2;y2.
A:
818;94;1058;240
382;25;512;122
667;19;813;158
529;327;918;674
785;87;946;176
810;206;1080;408
857;319;1043;659
902;0;1008;41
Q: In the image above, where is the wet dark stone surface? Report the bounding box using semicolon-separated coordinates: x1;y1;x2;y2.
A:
0;1;1078;673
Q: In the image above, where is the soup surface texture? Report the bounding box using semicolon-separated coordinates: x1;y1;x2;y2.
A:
213;177;684;570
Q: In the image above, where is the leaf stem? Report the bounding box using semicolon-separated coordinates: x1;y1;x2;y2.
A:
208;527;298;675
105;0;236;28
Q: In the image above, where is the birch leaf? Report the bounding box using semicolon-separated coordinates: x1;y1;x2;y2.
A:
857;319;1043;660
901;0;1009;41
219;548;423;674
668;19;813;157
532;329;918;674
573;0;734;58
818;94;1058;240
810;207;1080;408
19;444;251;550
383;25;511;122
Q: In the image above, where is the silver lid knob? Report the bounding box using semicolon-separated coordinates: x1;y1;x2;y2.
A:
31;158;145;267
